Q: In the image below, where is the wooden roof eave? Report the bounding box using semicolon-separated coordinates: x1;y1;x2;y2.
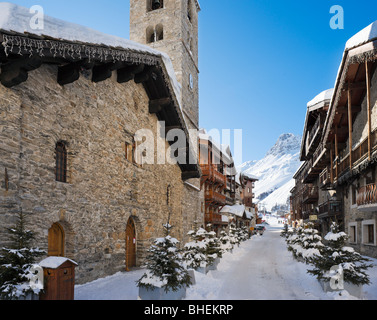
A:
322;39;377;145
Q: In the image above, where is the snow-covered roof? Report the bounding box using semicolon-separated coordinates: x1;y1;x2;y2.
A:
307;88;334;111
220;204;246;218
39;257;78;269
0;2;181;101
345;20;377;50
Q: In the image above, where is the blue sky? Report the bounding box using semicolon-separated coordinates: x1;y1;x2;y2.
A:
7;0;377;163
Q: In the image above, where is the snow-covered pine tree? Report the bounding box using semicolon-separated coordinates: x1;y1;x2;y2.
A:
229;223;241;247
203;229;222;266
240;225;250;241
137;222;191;293
0;211;45;300
308;222;373;286
219;230;233;253
182;227;207;271
286;226;304;260
280;223;290;238
299;223;324;264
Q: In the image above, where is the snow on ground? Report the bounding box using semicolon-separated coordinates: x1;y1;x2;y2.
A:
75;217;377;300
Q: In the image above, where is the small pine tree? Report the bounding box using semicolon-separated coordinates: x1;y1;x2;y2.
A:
182;228;207;271
137;222;191;293
0;211;45;300
203;229;222;266
229;223;241;247
219;230;233;253
308;222;373;286
287;223;324;264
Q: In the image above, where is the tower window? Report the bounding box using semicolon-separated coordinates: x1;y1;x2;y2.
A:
148;0;164;12
55;141;67;183
187;0;193;21
146;25;164;43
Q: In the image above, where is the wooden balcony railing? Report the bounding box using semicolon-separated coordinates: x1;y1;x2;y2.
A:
205;212;223;225
318;200;342;217
201;164;227;186
335;129;377;181
302;185;318;203
205;189;226;205
357;184;377;208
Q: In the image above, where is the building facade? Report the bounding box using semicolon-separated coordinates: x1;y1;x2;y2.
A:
291;21;377;258
0;2;201;284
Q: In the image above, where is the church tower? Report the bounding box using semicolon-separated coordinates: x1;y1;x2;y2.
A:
130;0;200;130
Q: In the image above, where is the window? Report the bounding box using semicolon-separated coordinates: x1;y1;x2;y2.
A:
146;25;164;43
351;185;357;206
349;222;357;243
55;142;67;183
125;141;135;163
147;0;164;12
187;0;193;21
362;220;376;245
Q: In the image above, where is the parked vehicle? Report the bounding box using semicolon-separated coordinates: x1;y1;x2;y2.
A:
254;225;266;235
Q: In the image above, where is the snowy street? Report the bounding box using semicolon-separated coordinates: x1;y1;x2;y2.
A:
75;219;377;300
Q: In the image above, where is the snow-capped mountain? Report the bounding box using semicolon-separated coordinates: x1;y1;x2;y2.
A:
237;133;302;212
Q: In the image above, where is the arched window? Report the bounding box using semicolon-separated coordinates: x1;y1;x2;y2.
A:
55;141;67;183
146;25;164;43
156;24;164;41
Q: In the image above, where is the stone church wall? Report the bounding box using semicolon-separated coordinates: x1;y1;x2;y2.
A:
0;64;196;284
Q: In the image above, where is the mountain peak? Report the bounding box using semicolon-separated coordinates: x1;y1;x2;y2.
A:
265;133;301;157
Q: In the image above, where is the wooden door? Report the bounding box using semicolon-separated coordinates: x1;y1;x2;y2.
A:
48;223;65;257
125;218;136;271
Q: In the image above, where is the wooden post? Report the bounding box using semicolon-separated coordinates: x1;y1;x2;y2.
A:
335;128;338;180
366;60;372;160
348;87;353;169
330;143;334;184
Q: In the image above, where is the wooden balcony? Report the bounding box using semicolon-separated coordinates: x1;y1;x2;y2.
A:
335;129;377;183
306;115;322;157
205;212;223;225
318;200;342;218
357;184;377;212
302;185;318;204
205;189;226;205
200;164;227;186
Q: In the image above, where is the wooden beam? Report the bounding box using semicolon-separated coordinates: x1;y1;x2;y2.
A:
330;142;334;184
57;63;80;86
0;57;42;87
366;60;372;160
336;105;361;115
348;87;353;169
92;62;124;83
117;64;144;84
335;128;338;179
149;97;171;114
342;81;366;91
